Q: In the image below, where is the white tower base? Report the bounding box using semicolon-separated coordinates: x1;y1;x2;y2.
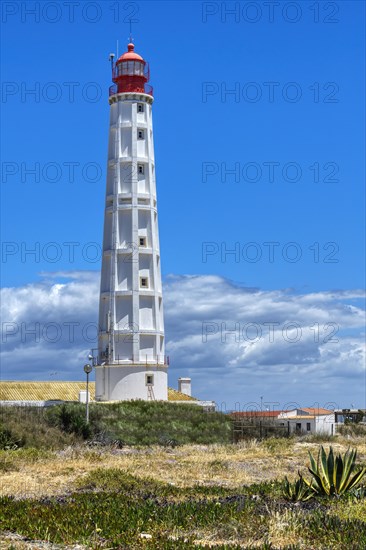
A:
95;365;168;401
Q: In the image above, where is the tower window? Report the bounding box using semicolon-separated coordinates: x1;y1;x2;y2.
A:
138;164;144;174
146;374;154;385
140;277;149;288
138;129;144;140
138;104;144;113
139;237;147;247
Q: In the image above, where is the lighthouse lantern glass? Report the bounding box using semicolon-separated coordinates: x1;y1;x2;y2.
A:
117;61;144;77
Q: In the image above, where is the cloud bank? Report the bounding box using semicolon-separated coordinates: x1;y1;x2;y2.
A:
1;272;365;409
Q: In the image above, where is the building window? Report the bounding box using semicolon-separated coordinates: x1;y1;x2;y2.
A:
306;422;311;431
140;277;148;288
138;104;144;113
146;374;154;385
138;164;144;175
296;423;302;433
138;129;144;140
139;237;147;247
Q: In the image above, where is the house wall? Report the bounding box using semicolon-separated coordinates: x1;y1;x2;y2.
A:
315;414;335;435
276;414;335;435
277;418;314;434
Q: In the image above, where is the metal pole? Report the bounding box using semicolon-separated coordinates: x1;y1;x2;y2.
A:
83;363;92;424
86;371;90;424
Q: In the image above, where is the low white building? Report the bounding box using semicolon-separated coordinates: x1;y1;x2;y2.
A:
277;408;335;435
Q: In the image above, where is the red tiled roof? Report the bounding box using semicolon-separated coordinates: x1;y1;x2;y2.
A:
299;408;333;415
230;410;283;418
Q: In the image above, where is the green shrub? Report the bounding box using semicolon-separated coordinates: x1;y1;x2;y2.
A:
1;401;232;448
85;401;231;446
45;404;91;438
337;424;366;437
0;426;25;450
0;406;78;449
301;433;337;443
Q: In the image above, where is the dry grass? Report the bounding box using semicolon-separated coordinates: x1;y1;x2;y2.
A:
1;436;365;499
267;509;304;547
0;532;86;549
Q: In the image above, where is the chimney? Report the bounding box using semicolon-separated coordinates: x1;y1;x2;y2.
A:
178;377;191;397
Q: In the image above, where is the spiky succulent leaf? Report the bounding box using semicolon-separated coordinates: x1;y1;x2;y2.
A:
283;475;315;502
299;471;316;491
309;471;327;493
334;454;343;490
308;449;318;473
328;446;335;488
304;446;365;496
320;446;331;493
338;448;356;493
347;468;366;491
307;449;330;495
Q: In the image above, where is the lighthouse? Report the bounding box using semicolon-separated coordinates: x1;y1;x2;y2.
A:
95;42;168;401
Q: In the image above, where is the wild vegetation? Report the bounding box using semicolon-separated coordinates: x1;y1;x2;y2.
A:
0;402;232;449
1;403;365;548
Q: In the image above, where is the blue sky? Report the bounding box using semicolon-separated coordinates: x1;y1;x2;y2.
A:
1;1;365;408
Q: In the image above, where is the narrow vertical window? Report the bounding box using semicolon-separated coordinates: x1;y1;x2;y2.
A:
140;277;148;288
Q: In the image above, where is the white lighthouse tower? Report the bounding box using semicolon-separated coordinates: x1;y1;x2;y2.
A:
95;42;168;401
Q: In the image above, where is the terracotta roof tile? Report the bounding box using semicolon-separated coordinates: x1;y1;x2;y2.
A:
230;411;283;418
300;407;333;415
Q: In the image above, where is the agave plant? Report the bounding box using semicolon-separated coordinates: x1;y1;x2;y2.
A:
300;446;366;497
283;476;315;502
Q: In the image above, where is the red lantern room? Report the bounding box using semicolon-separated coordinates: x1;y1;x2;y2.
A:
109;43;153;97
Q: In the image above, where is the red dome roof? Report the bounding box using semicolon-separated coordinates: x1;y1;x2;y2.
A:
116;43;144;63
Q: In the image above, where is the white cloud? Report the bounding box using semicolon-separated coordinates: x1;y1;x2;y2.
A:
1;272;365;408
